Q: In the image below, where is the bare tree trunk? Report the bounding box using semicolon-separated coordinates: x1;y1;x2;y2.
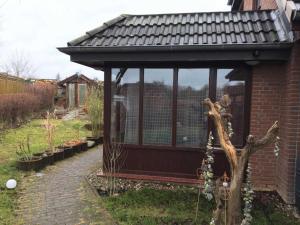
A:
204;97;279;225
227;152;247;225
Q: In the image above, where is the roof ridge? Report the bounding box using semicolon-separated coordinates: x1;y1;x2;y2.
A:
68;14;128;46
124;9;275;17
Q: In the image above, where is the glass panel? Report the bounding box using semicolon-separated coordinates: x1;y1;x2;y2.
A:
176;69;209;147
79;84;87;106
143;69;173;145
68;83;75;108
217;69;245;146
111;68;139;144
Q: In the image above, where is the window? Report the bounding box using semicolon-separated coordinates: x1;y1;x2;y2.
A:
111;68;139;144
143;69;173;145
109;67;248;148
176;69;209;147
217;69;246;146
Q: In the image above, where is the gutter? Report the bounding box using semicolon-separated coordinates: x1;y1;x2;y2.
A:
57;43;293;54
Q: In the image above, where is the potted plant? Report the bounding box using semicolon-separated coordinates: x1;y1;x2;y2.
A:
16;135;43;171
63;122;87;153
86;86;104;148
43;111;55;164
63;140;81;154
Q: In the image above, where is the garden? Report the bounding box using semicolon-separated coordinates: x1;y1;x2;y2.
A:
0;117;97;224
0;75;299;225
0;81;103;224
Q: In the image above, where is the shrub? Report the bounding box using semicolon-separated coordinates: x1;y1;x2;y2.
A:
86;85;104;137
0;82;55;127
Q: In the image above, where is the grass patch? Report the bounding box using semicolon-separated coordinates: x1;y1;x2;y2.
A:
0;119;90;225
102;188;300;225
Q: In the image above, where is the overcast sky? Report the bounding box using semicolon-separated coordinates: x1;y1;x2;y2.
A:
0;0;230;80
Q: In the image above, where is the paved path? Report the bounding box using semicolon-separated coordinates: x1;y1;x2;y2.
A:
16;147;115;225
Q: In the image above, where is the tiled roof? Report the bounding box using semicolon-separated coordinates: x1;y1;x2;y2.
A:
68;10;292;48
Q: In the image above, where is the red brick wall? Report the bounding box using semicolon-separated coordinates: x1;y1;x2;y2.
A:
243;0;254;10
243;0;278;10
250;63;285;190
276;41;300;204
250;41;300;204
260;0;278;10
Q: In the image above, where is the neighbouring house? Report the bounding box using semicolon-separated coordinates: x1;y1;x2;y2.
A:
57;73;95;108
58;0;300;207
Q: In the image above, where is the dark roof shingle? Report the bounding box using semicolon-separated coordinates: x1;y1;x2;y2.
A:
68;10;292;48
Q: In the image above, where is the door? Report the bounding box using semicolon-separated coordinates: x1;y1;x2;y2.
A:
79;83;87;106
68;83;76;108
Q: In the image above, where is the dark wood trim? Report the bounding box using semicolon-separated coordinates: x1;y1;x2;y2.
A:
172;68;178;147
139;68;144;145
104;67;111;144
70;49;292;68
243;68;252;146
104;62;253;69
209;68;217;101
121;143;233;153
208;68;217;138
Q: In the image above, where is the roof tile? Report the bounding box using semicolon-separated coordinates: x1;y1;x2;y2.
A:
70;10;291;48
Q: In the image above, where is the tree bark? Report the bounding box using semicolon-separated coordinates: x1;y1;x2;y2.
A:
204;98;279;225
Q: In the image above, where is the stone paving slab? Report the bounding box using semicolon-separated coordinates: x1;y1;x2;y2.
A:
16;147;115;225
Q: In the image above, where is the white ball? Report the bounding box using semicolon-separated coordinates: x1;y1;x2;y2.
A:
222;182;228;188
6;179;17;189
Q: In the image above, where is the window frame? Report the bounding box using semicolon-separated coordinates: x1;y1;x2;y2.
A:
106;64;251;150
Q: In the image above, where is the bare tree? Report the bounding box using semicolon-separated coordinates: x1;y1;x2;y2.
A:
2;50;36;78
203;95;279;225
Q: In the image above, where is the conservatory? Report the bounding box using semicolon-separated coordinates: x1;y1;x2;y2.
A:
59;10;292;179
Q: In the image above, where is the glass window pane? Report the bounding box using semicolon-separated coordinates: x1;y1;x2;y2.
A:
176;69;209;147
111;68;139;144
143;69;173;145
217;69;245;146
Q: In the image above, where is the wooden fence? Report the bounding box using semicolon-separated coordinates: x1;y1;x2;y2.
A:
0;73;26;94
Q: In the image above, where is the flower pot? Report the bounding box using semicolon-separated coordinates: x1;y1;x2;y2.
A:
16;156;43;171
86;137;97;148
97;136;104;144
53;149;64;162
86;136;103;148
33;152;48;168
81;141;88;151
72;143;81;154
63;147;74;158
45;151;55;165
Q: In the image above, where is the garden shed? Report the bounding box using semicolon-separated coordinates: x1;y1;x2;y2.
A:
58;73;95;108
59;0;300;205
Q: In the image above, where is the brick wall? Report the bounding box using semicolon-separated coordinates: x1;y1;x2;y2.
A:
250;41;300;204
243;0;278;10
260;0;278;10
276;41;300;204
250;63;285;190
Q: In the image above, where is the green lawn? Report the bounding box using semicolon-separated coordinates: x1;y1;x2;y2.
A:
0;119;90;225
103;188;300;225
